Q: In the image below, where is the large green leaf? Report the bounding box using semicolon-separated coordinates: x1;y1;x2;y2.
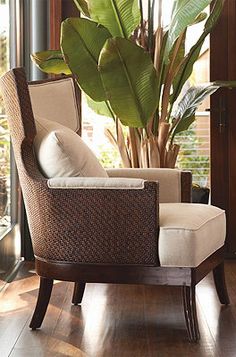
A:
87;0;140;38
170;0;225;105
61;18;111;102
175;85;218;120
99;37;158;128
31;50;71;75
164;0;212;63
171;79;236;139
86;96;114;118
73;0;90;17
171;84;218;139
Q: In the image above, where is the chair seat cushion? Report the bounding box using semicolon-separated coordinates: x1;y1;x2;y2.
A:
159;203;226;267
34;117;108;178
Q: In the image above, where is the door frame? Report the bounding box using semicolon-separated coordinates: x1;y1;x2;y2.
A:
210;0;236;257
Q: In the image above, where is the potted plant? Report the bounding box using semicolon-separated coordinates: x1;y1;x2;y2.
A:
32;0;235;171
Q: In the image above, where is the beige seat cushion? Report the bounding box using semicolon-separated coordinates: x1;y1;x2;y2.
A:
159;203;226;267
34;117;108;178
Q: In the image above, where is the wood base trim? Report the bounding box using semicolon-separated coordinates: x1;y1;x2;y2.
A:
35;259;192;286
35;247;225;287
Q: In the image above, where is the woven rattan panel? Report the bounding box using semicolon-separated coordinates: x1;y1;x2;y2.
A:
0;68;159;266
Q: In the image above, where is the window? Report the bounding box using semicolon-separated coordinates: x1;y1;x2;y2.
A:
176;11;210;187
0;0;11;235
0;0;21;290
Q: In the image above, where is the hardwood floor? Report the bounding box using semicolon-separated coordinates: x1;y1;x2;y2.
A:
0;261;236;357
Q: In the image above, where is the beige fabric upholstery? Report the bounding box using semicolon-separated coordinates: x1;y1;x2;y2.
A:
34;118;108;178
48;177;145;189
107;168;181;203
29;78;80;131
159;203;226;267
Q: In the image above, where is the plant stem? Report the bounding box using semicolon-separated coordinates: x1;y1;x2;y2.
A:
148;0;155;54
139;0;143;26
160;32;185;123
148;0;151;51
139;0;146;48
153;110;159;135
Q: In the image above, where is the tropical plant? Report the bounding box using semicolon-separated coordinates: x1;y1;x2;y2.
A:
32;0;235;168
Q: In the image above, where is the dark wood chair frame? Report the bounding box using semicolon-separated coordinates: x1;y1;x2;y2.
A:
33;247;229;343
0;68;229;343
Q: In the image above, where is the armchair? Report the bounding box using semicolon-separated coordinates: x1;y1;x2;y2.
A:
0;68;229;342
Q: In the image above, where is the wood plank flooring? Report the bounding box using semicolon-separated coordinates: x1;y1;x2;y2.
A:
0;261;236;357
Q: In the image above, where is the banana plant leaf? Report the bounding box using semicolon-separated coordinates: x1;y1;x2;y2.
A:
86;96;114;118
171;80;236;140
87;0;140;38
160;12;206;86
170;0;225;106
73;0;90;17
164;0;212;63
31;50;71;75
61;18;111;102
99;37;158;128
193;12;208;24
170;0;224;103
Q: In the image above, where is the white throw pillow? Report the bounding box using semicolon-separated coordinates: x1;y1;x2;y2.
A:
34;117;108;178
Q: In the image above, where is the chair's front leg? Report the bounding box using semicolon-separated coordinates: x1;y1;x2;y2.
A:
182;285;200;342
213;262;230;305
30;277;53;330
72;282;86;305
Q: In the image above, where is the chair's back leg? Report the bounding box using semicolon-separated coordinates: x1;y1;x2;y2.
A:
29;277;53;330
72;282;86;305
213;262;230;305
182;285;200;342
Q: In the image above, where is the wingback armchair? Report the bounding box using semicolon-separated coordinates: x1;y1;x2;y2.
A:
0;68;229;342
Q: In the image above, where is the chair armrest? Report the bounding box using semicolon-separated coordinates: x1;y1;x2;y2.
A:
47;177;146;190
34;178;159;266
106;168;192;203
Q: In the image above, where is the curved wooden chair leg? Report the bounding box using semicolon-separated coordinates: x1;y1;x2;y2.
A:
72;282;86;305
182;285;200;342
29;277;53;330
213;262;230;305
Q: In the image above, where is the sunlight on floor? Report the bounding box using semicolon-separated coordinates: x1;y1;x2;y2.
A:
0;278;62;314
82;292;108;356
45;336;88;357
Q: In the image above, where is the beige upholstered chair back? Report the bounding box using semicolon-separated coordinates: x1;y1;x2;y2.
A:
28;77;80;132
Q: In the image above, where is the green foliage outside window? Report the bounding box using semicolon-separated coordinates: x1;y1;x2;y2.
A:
0;3;11;221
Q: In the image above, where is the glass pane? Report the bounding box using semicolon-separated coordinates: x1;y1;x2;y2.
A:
175;8;210;187
0;0;11;235
82;93;122;168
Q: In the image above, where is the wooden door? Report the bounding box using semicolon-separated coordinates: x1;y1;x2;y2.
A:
211;0;236;257
50;0;79;49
